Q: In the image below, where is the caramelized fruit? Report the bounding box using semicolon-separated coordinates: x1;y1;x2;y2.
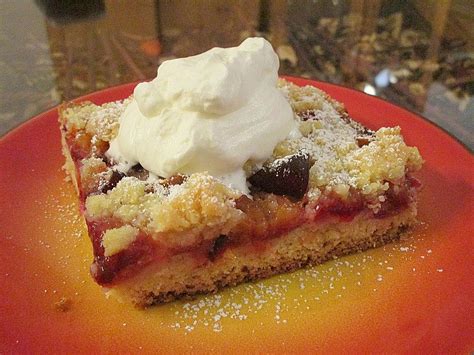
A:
248;152;310;199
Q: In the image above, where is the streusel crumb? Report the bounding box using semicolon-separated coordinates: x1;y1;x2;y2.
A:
60;99;130;141
86;174;243;248
277;80;422;199
102;225;139;256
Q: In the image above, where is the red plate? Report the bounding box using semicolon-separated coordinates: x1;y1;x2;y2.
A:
1;78;473;353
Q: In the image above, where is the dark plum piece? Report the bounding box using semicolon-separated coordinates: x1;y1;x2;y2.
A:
299;110;317;121
248;152;310;200
127;163;149;180
208;235;229;261
356;137;371;147
101;170;125;193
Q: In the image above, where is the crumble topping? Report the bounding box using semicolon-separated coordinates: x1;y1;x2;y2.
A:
102;225;139;257
86;174;243;250
86;176;158;223
150;174;243;234
278;78;325;113
347;127;422;194
306;126;422;197
60;99;130;141
276;80;422;198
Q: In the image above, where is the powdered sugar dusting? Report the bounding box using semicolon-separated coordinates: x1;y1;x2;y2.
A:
288;100;360;187
150;229;444;334
275;80;422;200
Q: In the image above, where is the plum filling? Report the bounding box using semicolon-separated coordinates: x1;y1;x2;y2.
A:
249;152;310;200
101;170;125;193
374;177;419;218
317;198;365;222
64;129;108;162
127;164;149;180
208;235;229;261
87;220;158;285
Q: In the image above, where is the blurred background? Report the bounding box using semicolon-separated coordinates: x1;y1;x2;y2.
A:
0;0;472;148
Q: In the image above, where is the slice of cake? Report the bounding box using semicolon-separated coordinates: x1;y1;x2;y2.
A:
59;38;423;307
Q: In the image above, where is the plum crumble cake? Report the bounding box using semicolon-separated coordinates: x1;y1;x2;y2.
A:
59;79;423;307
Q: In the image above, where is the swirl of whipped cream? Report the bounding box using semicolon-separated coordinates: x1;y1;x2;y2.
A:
108;37;295;192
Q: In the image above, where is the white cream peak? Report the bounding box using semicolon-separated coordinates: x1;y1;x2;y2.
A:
108;37;295;192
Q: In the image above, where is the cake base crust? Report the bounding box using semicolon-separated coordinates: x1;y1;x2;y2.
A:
107;206;416;307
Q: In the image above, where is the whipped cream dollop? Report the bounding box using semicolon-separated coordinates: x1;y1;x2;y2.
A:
108;37;295;192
